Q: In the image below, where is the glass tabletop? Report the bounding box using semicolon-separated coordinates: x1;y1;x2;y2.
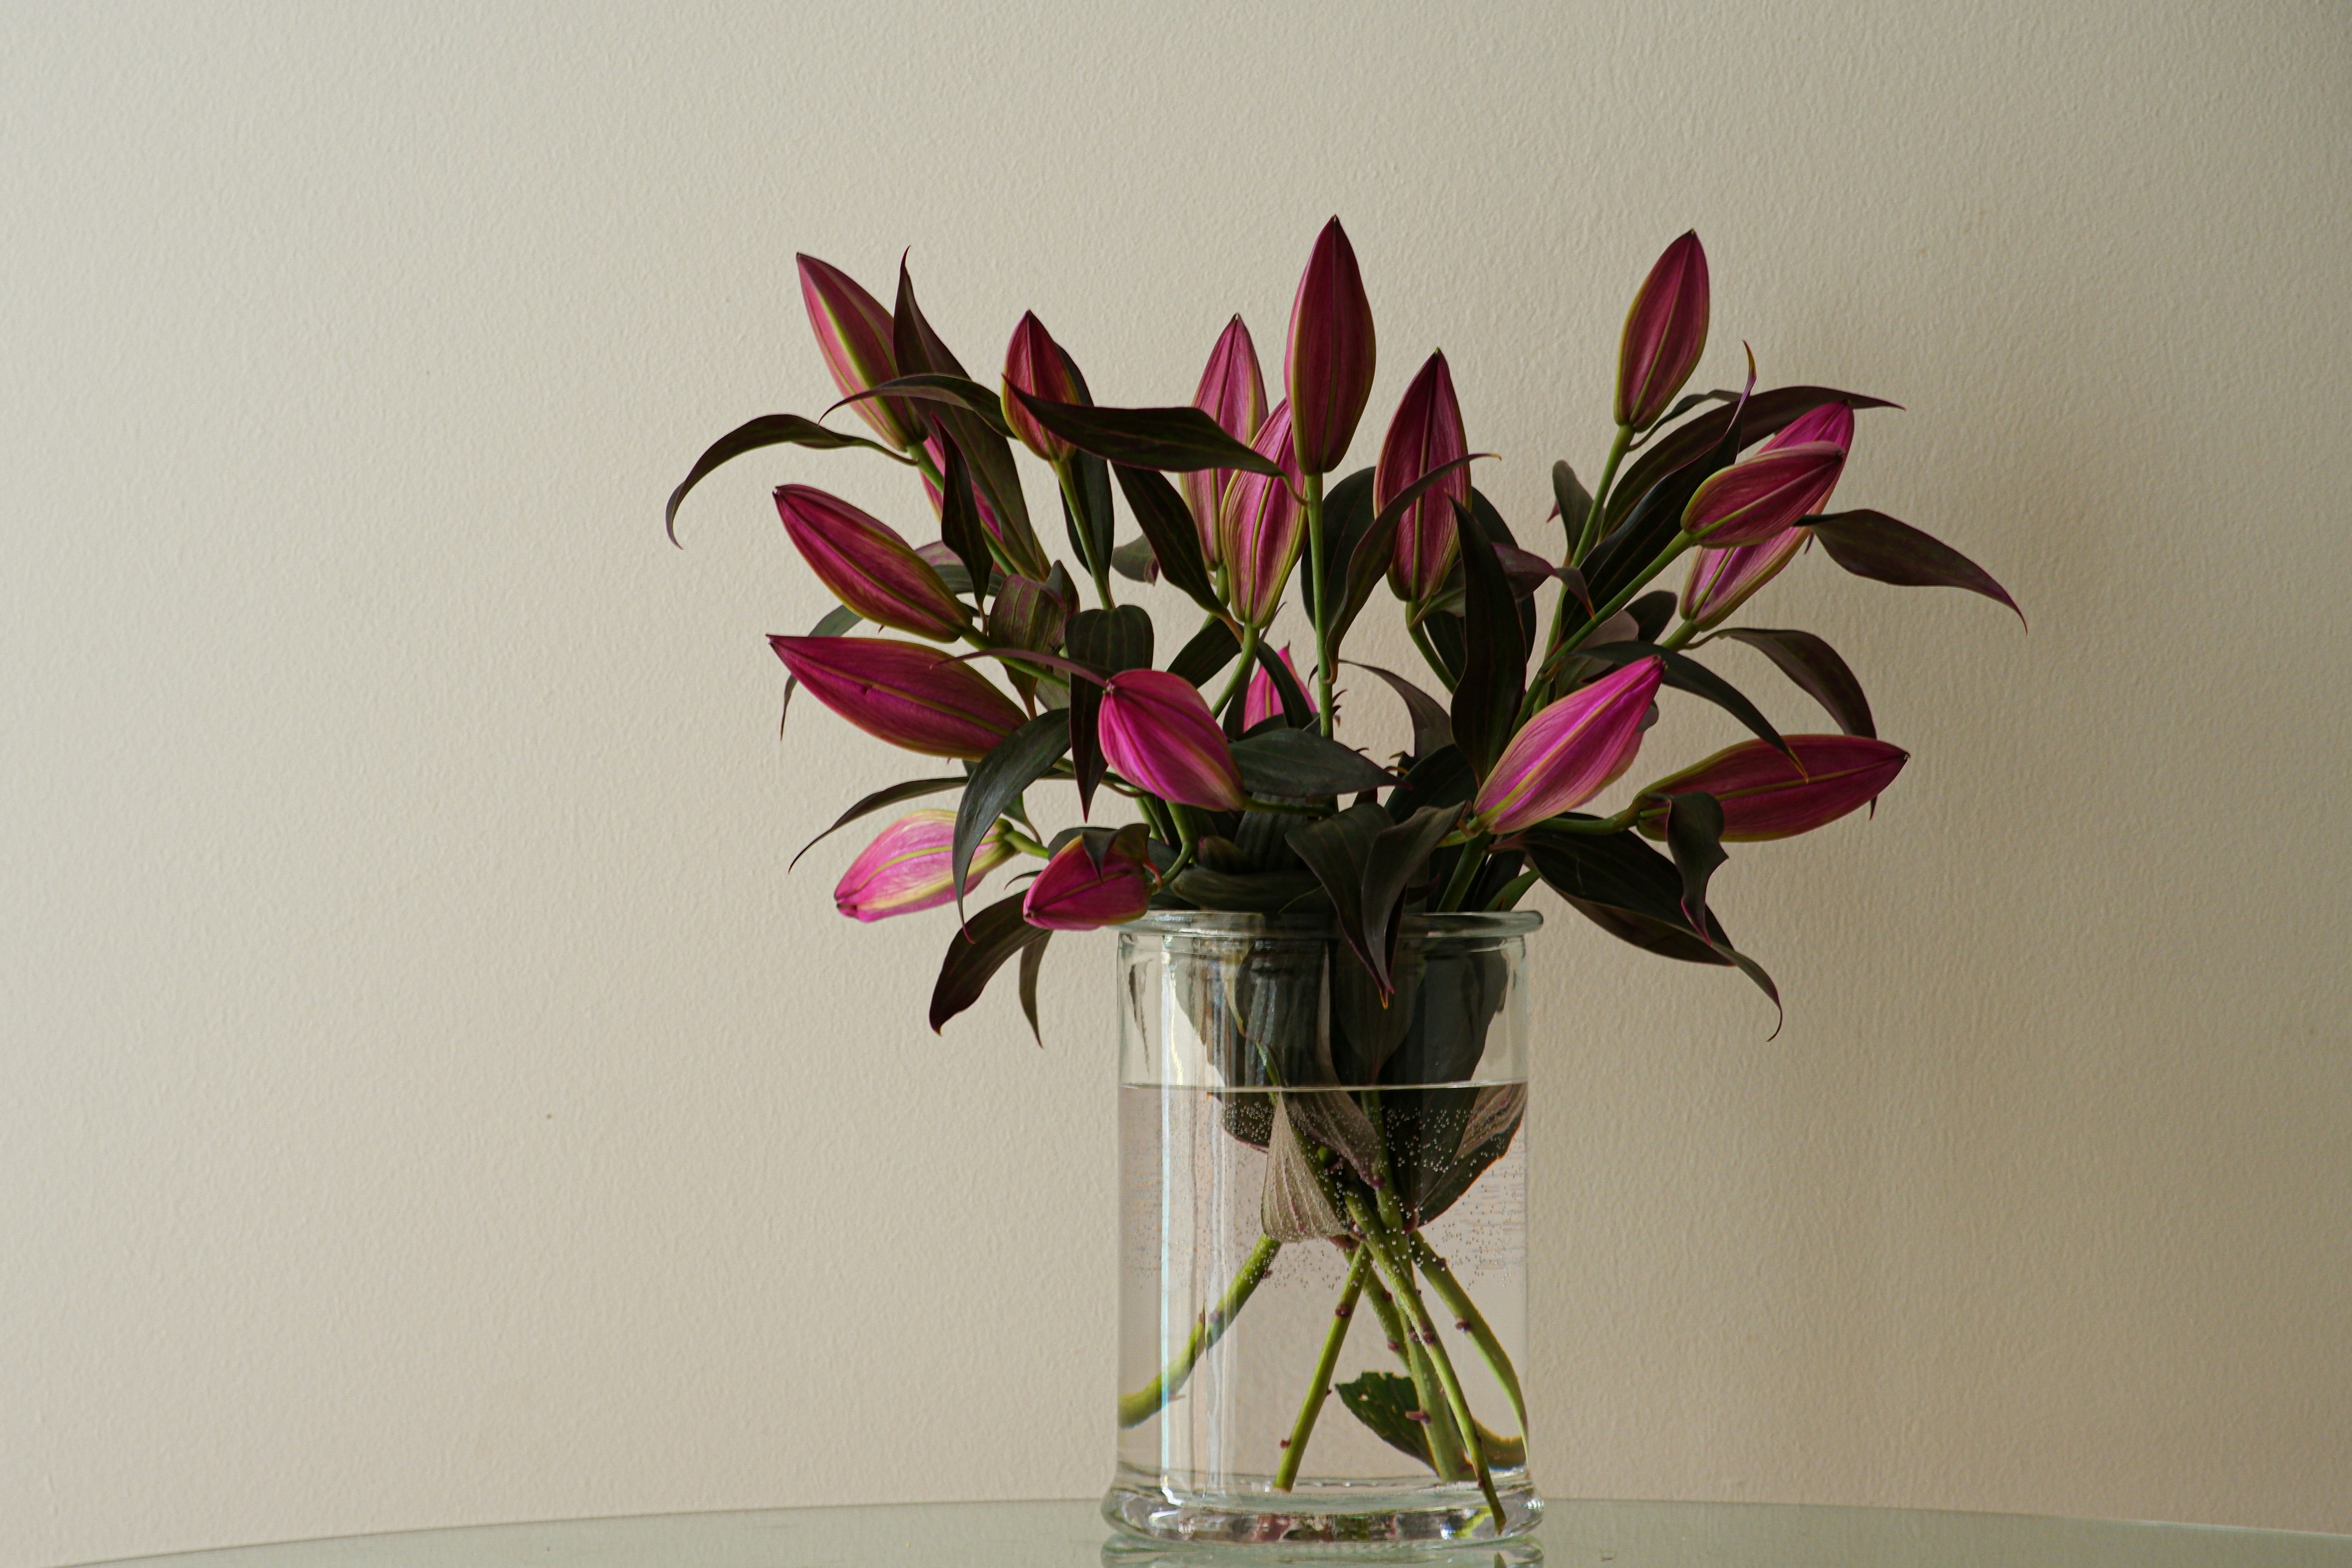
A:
74;1498;2352;1568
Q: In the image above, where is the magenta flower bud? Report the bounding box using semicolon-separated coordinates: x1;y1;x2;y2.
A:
1021;833;1153;931
1614;231;1710;430
1243;645;1314;731
1285;218;1377;475
1377;351;1470;606
770;635;1025;759
1637;735;1909;841
1181;316;1269;565
1001;312;1081;462
1679;403;1857;627
1098;669;1249;811
834;809;1012;922
1681;441;1846;546
774;485;968;640
1218;401;1304;628
796;254;923;452
1470;658;1664;835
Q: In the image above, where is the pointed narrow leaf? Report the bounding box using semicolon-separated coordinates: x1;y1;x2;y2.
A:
1628;591;1677;645
1168;618;1241;688
1286;802;1392;978
1113;464;1224;613
954;712;1072;919
1253;639;1316;729
1582;394;1747;609
1309;466;1377;633
1448;500;1527;778
1716;627;1876;737
1338;454;1488;645
789;775;967;870
1802;510;2024;624
935;439;996;603
1552;640;1791;759
665;415;903;544
1387;744;1475;819
1008;393;1286;476
1607;386;1899;532
895;263;1046;578
1522;825;1779;1009
1343;661;1453;759
928;893;1051;1033
1109;536;1161;582
1018;934;1052;1046
828;373;1014;437
1361;805;1459;991
1550;460;1592;552
1064;607;1154;816
1660;790;1727;934
1232;730;1398;798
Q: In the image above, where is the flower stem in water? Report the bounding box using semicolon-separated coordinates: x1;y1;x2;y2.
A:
1116;1233;1281;1428
1273;1243;1371;1491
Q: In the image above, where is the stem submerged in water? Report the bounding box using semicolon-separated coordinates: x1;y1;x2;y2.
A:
1274;1243;1370;1491
1116;1234;1281;1428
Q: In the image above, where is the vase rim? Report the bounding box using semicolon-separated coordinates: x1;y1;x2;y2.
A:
1117;909;1541;938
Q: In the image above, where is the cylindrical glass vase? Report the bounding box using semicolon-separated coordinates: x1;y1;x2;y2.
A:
1106;911;1541;1548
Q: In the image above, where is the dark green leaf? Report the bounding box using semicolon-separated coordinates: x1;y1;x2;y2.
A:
891;259;971;378
1605;385;1900;532
1343;661;1453;760
954;712;1072;919
1008;392;1286;476
1522;824;1779;1011
1232;730;1398;798
1169;867;1321;912
936;439;996;604
1337;454;1488;645
1336;1371;1437;1469
1112;464;1224;613
1254;639;1316;729
1285;802;1393;979
1447;500;1527;780
1109;536;1161;582
665;415;903;545
1551;459;1592;548
1422;611;1466;685
1557;640;1792;759
1660;790;1727;935
1362;806;1459;992
1581;395;1745;611
827;373;1012;437
787;774;966;870
1387;745;1475;819
983;575;1069;707
778;603;864;735
1064;606;1154;817
1167;618;1241;688
928;893;1050;1034
1716;627;1876;737
1018;934;1051;1046
1801;510;2024;625
895;262;1048;579
1628;590;1676;644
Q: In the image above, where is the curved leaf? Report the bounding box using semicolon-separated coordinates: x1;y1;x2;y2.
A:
1338;454;1490;645
787;774;967;871
1253;639;1316;729
1551;460;1593;547
1231;730;1398;798
1447;499;1526;778
1522;824;1779;1012
1008;392;1286;476
928;893;1051;1034
1168;618;1241;688
1018;934;1052;1047
1112;464;1223;613
1606;385;1900;531
1343;661;1453;760
1309;467;1377;634
665;415;903;544
1064;606;1154;817
1716;626;1875;737
954;712;1072;919
1285;802;1391;979
1109;536;1162;583
1362;806;1459;992
827;373;1013;437
895;262;1047;579
1659;790;1728;934
1801;510;2024;625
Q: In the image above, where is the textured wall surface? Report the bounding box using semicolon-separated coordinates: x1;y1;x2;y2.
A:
4;3;2349;1564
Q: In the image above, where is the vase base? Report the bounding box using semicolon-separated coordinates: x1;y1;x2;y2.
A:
1102;1476;1541;1558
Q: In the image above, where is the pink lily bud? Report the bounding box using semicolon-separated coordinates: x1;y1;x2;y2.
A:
835;809;1013;922
1377;351;1470;606
1243;645;1315;730
1021;832;1154;931
769;635;1025;759
1218;401;1303;628
1680;403;1857;627
1637;735;1908;841
1681;441;1846;546
1001;312;1080;462
1614;232;1710;430
1181;316;1269;565
1285;218;1377;475
1470;658;1664;835
1098;669;1249;811
796;254;923;452
774;485;969;640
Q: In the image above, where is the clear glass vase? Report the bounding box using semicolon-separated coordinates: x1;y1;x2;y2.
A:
1105;911;1542;1550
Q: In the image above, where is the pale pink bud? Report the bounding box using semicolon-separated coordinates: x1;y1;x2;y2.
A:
1181;316;1269;566
834;809;1012;922
1218;401;1304;628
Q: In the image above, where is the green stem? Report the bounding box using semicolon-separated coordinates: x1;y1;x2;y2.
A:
1483;870;1542;911
1408;618;1456;692
1273;1244;1370;1491
1409;1233;1526;1437
1436;833;1491;913
1520;529;1697;727
1570;423;1634;566
1303;471;1334;737
1658;618;1699;651
1116;1234;1281;1428
1211;622;1261;719
999;826;1051;859
1357;1256;1470;1480
1136;794;1179;849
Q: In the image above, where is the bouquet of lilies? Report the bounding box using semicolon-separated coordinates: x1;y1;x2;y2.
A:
669;220;2016;1039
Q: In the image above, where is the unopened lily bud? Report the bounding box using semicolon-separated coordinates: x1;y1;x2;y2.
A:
1469;658;1664;835
835;809;1012;922
1001;312;1080;462
1378;351;1469;607
1614;232;1710;430
1098;670;1248;811
1022;832;1153;930
1637;735;1907;841
1219;401;1304;628
1285;218;1377;475
774;485;967;639
796;254;923;451
1681;441;1846;546
1680;402;1858;627
769;636;1024;759
1181;316;1269;565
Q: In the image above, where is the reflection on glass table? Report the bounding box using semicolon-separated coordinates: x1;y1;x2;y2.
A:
80;1498;2352;1568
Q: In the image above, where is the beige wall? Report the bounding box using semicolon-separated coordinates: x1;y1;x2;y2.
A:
5;3;2349;1563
